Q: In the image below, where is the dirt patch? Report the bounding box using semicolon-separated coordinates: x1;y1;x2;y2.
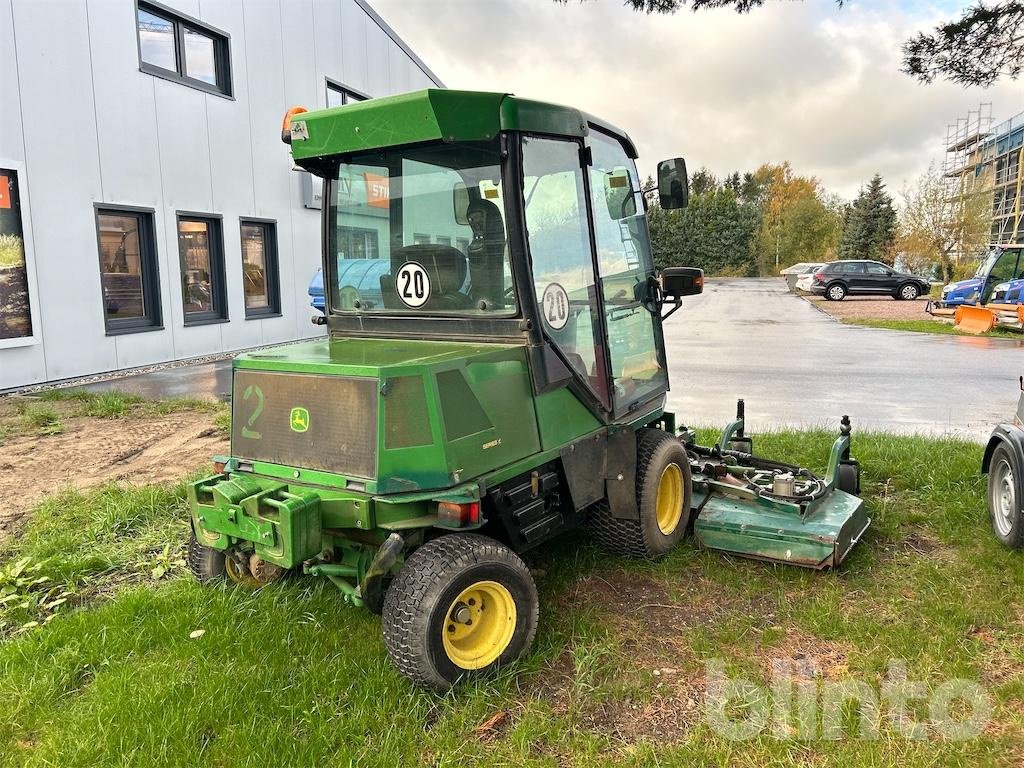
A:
756;628;852;681
563;569;772;643
578;674;706;744
0;411;227;544
803;294;931;322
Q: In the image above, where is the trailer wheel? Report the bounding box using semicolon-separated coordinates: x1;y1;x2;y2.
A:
988;443;1024;549
187;530;226;583
587;429;692;558
382;533;538;690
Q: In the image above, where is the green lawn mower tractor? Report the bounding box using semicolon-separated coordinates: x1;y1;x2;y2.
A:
187;89;868;690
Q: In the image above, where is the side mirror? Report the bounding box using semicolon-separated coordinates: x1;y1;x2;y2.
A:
661;266;703;298
658;158;689;210
453;182;470;226
604;169;637;221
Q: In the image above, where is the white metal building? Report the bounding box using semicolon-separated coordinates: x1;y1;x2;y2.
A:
0;0;442;391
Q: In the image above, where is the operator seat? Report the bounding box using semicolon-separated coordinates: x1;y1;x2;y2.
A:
380;244;470;311
465;198;506;309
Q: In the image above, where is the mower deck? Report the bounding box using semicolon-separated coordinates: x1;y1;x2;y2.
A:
693;488;869;568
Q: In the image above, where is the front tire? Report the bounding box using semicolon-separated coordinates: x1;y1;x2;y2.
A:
898;283;920;301
382;533;539;690
588;429;693;558
988;443;1024;549
825;282;847;301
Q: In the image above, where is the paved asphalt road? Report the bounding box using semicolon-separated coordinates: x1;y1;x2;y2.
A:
79;278;1020;442
664;278;1023;442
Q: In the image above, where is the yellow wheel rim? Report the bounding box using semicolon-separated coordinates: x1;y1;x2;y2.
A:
655;463;684;535
441;580;517;670
225;556;262;588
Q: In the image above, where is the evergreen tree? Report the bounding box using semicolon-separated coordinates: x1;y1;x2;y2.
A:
689;167;718;196
647;187;759;275
837;174;897;264
723;171;742;196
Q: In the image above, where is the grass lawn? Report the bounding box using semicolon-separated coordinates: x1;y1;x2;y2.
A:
843;317;1024;340
2;430;1024;766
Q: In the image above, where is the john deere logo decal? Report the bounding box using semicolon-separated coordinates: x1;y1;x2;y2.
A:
290;407;310;433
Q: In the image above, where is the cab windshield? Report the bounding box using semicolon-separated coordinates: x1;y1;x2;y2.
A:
326;140;515;316
976;250;1000;278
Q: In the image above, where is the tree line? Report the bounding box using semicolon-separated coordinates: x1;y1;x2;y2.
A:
646;164;901;276
646;161;991;281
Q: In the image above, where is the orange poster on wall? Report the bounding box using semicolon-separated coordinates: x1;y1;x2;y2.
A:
363;172;390;209
0;174;10;209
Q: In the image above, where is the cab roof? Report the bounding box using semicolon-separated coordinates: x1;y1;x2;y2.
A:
288;88;637;166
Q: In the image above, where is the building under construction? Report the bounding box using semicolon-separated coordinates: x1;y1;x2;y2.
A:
944;104;1024;246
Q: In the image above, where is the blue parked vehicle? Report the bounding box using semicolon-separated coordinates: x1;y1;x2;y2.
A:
932;244;1024;310
309;259;391;313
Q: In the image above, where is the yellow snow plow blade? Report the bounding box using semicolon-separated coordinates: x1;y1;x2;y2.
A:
954;305;997;334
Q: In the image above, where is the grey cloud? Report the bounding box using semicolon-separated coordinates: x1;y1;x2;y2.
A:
373;0;1022;198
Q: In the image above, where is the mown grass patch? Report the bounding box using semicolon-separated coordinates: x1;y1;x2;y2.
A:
2;431;1023;767
843;317;1024;340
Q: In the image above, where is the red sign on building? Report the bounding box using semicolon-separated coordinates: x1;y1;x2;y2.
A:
363;172;390;209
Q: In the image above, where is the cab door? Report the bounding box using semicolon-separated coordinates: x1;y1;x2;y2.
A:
584;129;668;417
521;135;611;411
982;248;1021;303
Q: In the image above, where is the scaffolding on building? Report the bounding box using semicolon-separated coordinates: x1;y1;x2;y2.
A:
943;103;1024;254
986;110;1024;245
942;104;993;262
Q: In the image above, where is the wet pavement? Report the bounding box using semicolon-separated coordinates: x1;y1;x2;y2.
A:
75;278;1020;442
664;278;1022;442
81;358;233;401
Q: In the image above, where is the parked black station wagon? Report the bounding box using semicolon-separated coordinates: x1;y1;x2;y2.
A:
809;260;930;302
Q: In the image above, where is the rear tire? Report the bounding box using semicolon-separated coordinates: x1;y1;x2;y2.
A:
382;533;538;691
587;429;692;558
187;530;226;583
825;282;847;301
988;443;1024;549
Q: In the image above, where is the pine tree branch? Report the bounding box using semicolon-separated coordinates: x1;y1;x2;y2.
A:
558;0;1020;86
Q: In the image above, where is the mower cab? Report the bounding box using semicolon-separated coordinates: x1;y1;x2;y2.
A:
187;89;867;689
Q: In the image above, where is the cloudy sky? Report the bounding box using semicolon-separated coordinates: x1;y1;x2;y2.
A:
372;0;1023;201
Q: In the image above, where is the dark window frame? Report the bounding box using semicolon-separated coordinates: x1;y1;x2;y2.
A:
239;217;281;319
325;77;369;108
93;204;163;336
176;212;228;326
135;0;233;98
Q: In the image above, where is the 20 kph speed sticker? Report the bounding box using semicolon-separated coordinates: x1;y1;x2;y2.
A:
541;283;569;330
396;262;430;308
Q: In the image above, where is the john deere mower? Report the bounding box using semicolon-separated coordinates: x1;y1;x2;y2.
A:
187;89;869;690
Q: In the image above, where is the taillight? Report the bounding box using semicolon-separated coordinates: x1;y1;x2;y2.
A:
438;501;481;527
814;272;826;282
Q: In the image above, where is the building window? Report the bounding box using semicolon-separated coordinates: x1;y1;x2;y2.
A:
240;219;280;318
95;206;162;334
326;79;368;109
337;225;379;260
137;1;232;97
0;169;33;341
412;233;431;246
177;214;227;324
